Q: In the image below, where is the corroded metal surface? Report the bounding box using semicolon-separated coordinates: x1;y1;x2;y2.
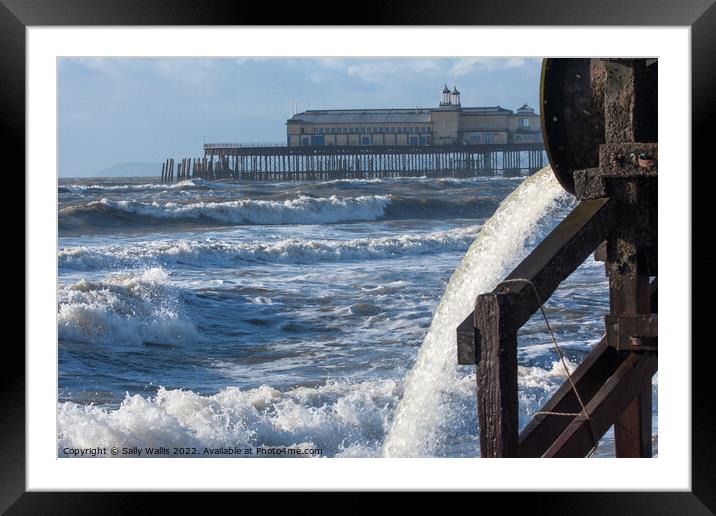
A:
540;58;606;194
541;58;657;195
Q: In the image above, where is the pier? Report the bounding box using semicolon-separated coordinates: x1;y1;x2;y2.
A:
160;142;546;183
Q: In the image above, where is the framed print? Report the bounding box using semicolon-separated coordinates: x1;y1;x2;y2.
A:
6;0;715;511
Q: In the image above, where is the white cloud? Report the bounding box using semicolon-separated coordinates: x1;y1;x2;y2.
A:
449;57;536;77
314;58;440;83
350;60;439;82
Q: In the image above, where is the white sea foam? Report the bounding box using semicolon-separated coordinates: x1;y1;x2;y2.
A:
57;359;576;457
58;268;198;346
382;167;571;457
58;178;224;193
76;194;392;225
58;225;481;271
316;175;523;188
58;379;402;457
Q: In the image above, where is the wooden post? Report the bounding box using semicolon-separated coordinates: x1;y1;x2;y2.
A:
607;177;655;458
474;292;520;457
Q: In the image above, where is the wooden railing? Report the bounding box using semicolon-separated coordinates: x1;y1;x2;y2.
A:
457;179;657;457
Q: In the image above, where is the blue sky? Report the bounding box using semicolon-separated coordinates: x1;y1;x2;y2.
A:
58;58;542;177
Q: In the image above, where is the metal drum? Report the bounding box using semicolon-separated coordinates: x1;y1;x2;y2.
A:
540;58;607;194
540;58;658;194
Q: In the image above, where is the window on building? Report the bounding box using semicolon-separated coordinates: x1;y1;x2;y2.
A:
520;118;530;128
427;127;432;133
390;127;396;133
354;127;359;133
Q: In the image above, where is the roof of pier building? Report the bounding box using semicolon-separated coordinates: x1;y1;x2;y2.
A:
288;105;517;125
288;109;433;124
516;103;537;114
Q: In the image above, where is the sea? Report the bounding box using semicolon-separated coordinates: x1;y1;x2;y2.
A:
57;168;657;457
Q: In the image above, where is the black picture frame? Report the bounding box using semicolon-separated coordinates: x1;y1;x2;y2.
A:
6;0;714;511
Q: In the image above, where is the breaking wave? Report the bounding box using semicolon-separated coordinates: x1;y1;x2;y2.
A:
58;226;482;271
59;194;499;233
59;194;392;230
58;178;224;194
58;268;198;346
57;359;576;458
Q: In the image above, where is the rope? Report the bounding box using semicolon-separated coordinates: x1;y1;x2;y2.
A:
501;278;600;457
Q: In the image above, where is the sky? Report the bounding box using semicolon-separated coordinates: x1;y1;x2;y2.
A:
58;57;542;177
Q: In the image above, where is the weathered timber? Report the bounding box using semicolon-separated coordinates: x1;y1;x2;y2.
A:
457;314;477;364
594;240;607;262
615;380;653;458
542;351;657;458
605;314;658;350
474;293;519;457
604;175;656;456
518;338;621;457
519;278;657;457
457;198;616;366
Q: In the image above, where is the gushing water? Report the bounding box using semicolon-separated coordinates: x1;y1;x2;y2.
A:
382;167;569;457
